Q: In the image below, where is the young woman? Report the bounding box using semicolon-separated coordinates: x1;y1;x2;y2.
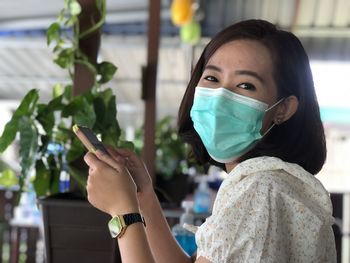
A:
84;20;336;262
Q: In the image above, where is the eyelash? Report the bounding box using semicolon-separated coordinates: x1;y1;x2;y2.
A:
203;75;218;82
204;75;256;91
237;83;256;91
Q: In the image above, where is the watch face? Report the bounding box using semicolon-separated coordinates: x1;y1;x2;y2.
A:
108;216;123;238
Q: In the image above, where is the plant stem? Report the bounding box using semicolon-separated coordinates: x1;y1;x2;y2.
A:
75;59;97;77
79;0;106;39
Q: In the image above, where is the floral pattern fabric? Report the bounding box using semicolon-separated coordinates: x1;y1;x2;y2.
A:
195;156;336;263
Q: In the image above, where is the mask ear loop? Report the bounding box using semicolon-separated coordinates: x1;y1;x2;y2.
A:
265;97;285;112
262;97;285;137
262;123;275;137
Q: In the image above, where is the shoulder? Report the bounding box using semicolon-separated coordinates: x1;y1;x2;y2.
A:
218;157;297;200
213;156;333;216
195;157;336;262
223;156;326;196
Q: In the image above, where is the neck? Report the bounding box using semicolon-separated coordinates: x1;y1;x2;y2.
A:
225;161;239;173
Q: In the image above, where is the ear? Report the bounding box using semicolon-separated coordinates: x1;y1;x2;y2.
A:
274;95;299;125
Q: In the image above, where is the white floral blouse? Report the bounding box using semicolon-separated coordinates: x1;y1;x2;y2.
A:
195;156;336;263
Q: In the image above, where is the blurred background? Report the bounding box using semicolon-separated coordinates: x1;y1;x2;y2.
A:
0;0;349;262
1;0;349;131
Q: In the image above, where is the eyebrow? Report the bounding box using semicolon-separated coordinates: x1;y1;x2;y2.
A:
235;70;265;83
204;64;265;83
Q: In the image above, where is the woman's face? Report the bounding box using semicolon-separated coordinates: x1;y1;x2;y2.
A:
197;39;279;132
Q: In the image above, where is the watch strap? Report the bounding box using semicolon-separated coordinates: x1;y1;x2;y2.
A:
123;213;146;227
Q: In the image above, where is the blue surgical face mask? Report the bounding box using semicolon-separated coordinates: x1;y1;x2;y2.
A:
190;86;283;163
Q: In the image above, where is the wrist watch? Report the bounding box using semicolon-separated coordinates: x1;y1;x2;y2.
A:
108;213;146;238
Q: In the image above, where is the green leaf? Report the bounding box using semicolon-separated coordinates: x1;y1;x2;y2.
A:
93;91;121;142
46;95;65;112
50;169;61;195
118;140;134;150
95;0;106;14
37;108;54;136
33;160;51;197
57;9;65;23
18;117;39;183
93;93;116;130
63;94;90;116
72;98;96;127
64;0;70;9
92;97;106;126
36;95;64;135
68;165;87;194
55;126;72;145
65;16;78;27
46;22;61;45
53;39;64;53
0;118;19;153
99;88;113;103
53;83;63;98
13;89;39;118
102;127;119;148
103;94;117;126
66;137;85;163
54;48;74;69
0;89;39;152
45;154;61;195
0;169;18;187
63;84;73;101
97;62;117;84
68;0;81;16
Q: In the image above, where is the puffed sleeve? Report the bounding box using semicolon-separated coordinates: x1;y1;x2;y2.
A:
195;171;333;263
195;172;275;262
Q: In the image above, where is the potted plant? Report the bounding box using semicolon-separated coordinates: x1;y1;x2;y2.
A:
0;0;128;262
134;116;204;207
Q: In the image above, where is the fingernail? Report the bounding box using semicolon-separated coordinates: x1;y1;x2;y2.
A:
96;150;104;156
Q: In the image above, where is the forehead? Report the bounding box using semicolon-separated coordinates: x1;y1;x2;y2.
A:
206;40;274;75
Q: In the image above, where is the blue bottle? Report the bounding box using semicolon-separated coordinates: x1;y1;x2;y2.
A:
59;155;70;193
172;201;197;256
193;179;211;213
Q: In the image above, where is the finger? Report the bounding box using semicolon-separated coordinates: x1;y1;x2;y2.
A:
114;148;134;158
104;146;128;165
84;152;99;169
106;147;133;160
95;150;122;172
104;145;116;156
114;149;139;166
104;145;115;153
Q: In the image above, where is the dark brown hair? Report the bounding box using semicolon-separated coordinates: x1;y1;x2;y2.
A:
178;19;326;175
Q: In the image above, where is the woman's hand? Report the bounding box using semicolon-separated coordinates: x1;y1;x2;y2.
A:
84;150;139;217
106;147;153;196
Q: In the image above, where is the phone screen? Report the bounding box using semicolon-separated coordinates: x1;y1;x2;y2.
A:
73;125;109;155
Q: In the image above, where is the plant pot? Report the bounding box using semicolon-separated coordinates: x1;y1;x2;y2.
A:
37;193;121;263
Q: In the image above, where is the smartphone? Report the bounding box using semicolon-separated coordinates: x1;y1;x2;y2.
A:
72;124;109;155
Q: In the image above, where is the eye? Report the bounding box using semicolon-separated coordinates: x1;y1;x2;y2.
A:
203;75;218;82
237;83;256;90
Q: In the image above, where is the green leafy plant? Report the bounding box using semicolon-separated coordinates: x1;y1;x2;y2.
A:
134;116;204;205
0;0;130;199
0;159;17;188
134;116;202;180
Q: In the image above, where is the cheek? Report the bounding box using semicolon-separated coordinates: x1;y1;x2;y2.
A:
197;78;204;86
